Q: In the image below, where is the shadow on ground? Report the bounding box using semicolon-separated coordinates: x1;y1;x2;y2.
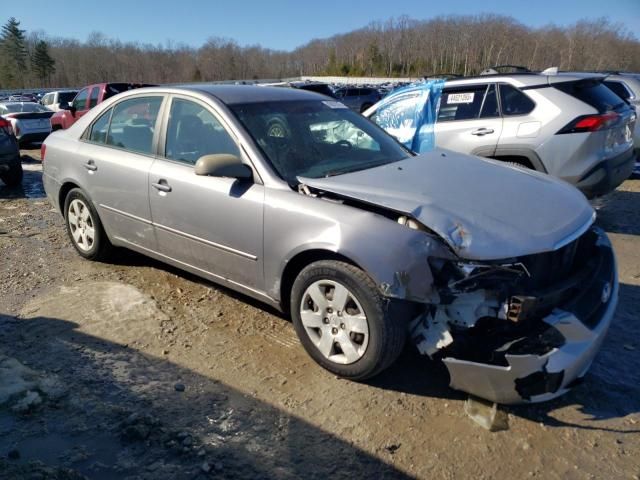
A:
594;188;640;236
0;313;410;479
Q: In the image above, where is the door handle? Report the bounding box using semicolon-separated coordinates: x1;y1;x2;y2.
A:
471;128;495;136
151;180;172;193
84;160;97;171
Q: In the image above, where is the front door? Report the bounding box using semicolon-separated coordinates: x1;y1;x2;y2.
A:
434;83;503;157
148;96;264;292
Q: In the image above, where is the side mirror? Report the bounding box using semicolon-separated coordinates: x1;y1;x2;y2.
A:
194;154;253;180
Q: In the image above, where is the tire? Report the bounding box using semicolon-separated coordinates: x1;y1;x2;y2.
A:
290;260;407;380
0;162;23;187
63;188;112;261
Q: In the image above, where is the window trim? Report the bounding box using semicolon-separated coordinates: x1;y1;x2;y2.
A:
80;93;167;158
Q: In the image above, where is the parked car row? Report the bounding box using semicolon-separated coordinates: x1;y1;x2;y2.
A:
41;83;622;403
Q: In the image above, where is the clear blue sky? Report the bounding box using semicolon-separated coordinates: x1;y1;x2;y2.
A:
4;0;639;50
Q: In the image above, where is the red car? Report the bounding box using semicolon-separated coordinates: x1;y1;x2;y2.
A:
50;83;155;131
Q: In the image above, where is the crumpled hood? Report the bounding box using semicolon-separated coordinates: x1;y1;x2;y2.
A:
299;149;595;260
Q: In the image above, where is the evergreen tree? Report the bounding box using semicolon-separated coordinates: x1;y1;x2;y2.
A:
0;17;28;88
31;40;56;86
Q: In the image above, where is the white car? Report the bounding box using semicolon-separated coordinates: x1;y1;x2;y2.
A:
0;102;54;147
40;90;78;112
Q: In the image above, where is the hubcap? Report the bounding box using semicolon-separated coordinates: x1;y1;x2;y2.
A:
68;199;95;252
300;280;369;364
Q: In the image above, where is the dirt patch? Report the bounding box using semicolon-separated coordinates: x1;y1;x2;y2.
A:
1;150;640;479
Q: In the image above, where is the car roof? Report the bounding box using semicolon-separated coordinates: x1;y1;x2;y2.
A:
444;72;605;88
171;84;325;104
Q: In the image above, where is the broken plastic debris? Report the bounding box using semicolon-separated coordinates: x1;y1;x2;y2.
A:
464;396;509;432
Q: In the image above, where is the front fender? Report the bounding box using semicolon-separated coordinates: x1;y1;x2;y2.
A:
264;189;455;303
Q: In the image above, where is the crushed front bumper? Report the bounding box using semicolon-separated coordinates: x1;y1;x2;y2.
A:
423;228;618;404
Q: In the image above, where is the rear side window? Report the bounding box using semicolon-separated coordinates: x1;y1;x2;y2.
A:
438;85;488;121
106;96;163;155
499;84;535;116
88;88;100;108
604;81;632;102
554;79;626;112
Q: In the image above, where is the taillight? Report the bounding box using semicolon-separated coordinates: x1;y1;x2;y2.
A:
0;117;14;136
15;124;20;136
557;112;620;134
41;143;46;164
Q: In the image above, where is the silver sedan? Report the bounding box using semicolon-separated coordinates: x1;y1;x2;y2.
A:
42;85;617;404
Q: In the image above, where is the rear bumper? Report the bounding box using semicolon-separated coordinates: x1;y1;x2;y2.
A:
439;228;617;404
0;152;20;172
17;132;49;145
576;147;635;198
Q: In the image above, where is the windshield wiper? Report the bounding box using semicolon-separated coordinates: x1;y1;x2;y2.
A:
325;160;392;177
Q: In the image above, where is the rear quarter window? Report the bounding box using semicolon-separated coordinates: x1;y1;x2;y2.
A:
499;84;535;116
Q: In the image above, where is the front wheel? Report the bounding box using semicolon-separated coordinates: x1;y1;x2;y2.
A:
63;188;112;261
0;162;23;187
290;260;407;380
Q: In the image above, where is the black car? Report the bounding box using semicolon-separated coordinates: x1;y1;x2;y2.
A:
0;116;22;186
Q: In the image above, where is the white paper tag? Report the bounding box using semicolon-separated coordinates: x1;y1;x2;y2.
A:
447;92;474;104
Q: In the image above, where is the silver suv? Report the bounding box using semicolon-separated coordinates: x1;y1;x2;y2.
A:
365;72;636;198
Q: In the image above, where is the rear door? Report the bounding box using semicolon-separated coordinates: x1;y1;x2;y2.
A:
148;95;264;291
434;83;503;157
77;94;166;250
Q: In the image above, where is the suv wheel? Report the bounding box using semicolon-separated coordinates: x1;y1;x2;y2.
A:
64;188;112;260
290;260;406;380
0;162;23;187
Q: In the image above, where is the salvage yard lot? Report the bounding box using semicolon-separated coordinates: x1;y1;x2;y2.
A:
1;149;639;479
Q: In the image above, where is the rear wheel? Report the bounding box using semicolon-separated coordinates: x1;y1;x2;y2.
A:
0;162;23;187
64;188;112;261
290;260;407;380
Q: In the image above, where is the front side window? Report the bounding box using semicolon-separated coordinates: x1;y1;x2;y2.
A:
165;98;240;165
230;100;409;183
438;85;488;121
499;84;535;116
88;87;100;108
72;89;89;111
105;96;163;154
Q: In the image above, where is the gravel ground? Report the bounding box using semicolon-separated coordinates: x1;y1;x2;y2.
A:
1;149;639;479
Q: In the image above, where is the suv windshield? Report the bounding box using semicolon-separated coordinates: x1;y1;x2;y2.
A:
230;100;410;182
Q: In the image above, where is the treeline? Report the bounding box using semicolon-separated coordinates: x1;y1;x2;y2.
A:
1;14;639;89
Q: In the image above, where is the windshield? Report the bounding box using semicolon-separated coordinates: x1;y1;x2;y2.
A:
0;102;49;113
230;100;410;183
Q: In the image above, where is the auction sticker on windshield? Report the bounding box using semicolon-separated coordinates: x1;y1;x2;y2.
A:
447;92;474;104
323;101;348;109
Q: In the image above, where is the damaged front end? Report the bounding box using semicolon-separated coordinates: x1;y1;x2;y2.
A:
411;226;617;404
